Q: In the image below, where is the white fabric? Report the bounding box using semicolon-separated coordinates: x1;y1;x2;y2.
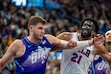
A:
60;40;68;46
70;32;90;51
105;30;111;36
61;32;95;74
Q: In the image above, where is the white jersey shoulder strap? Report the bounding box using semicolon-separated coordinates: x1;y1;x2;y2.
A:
70;32;80;41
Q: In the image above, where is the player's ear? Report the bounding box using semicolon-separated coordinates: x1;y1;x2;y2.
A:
29;25;34;31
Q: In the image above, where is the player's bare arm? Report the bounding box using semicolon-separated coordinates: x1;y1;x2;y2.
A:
45;34;77;50
56;32;71;41
0;39;24;72
94;45;111;62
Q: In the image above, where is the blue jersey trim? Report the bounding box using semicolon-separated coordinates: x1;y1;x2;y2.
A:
92;63;95;74
15;60;24;71
25;37;43;46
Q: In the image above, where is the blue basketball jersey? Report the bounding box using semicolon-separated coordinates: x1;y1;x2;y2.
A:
92;55;110;74
14;36;54;74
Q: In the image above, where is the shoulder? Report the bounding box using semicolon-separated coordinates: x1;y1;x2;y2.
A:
5;39;24;57
44;34;62;45
13;39;23;45
44;34;57;44
44;34;56;40
44;34;54;37
11;39;23;48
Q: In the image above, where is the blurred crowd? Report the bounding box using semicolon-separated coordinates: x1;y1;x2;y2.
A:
0;0;111;74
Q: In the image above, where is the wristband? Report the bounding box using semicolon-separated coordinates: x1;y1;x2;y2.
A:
60;40;68;46
76;41;89;49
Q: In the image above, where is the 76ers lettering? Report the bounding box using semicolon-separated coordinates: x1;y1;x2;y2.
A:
71;53;82;64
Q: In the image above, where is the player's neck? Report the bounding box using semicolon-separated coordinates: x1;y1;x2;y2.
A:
27;36;41;44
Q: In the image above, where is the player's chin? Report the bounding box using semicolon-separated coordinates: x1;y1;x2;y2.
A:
39;35;44;39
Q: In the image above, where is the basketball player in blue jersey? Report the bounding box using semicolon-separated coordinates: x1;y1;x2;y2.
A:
92;55;110;74
53;18;105;74
0;16;102;74
92;30;111;74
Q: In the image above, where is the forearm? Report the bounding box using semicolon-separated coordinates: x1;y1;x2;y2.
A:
100;53;111;62
95;45;111;62
51;45;66;51
0;59;3;73
0;67;2;73
0;57;13;72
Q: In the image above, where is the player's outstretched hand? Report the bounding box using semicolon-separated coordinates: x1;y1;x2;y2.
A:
93;34;105;45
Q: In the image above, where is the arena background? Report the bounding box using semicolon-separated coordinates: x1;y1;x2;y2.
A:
0;0;111;74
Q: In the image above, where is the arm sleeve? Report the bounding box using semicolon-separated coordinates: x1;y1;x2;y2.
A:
76;41;89;49
60;40;90;51
72;41;89;50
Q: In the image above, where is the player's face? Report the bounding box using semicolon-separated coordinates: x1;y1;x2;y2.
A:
105;32;111;42
81;21;95;39
32;22;45;40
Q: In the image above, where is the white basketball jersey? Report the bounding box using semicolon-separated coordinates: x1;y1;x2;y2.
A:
61;32;95;74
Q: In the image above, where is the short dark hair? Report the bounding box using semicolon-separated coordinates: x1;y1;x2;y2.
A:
80;18;99;33
28;15;47;28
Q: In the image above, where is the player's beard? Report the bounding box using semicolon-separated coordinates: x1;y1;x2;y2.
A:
81;30;91;40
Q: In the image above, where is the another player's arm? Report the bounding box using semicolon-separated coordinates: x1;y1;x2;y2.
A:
56;32;71;41
94;45;111;63
51;32;96;51
51;32;74;51
0;40;20;72
45;34;76;50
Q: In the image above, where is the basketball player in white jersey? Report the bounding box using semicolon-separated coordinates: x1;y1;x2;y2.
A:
53;18;105;74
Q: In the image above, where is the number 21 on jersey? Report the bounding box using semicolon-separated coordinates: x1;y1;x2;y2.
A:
71;53;82;64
